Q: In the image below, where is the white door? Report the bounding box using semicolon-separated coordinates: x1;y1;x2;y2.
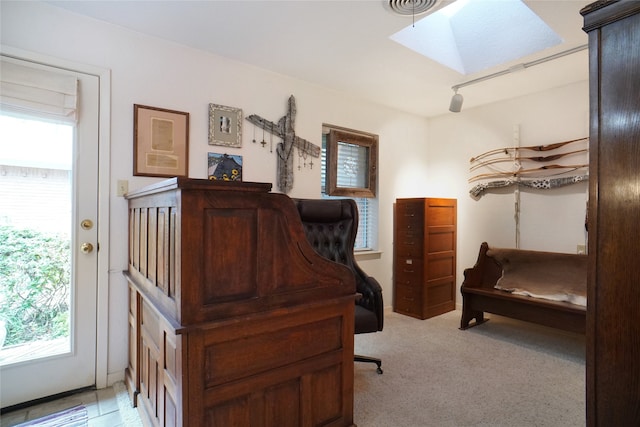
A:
0;58;99;408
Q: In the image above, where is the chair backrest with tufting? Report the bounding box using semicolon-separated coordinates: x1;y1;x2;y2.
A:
293;198;358;269
293;198;384;334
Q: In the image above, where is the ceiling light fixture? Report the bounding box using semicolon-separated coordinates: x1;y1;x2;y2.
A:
449;44;588;113
449;89;463;112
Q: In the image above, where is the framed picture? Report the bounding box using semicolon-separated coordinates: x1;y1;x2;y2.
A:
134;104;189;177
209;103;242;147
208;152;243;182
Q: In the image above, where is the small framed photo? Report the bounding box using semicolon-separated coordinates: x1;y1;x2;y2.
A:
208;152;243;182
134;104;189;177
209;103;242;147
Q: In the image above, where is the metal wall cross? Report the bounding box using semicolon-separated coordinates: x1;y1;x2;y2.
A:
246;95;320;193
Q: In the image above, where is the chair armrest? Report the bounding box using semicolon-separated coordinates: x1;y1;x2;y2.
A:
355;269;384;331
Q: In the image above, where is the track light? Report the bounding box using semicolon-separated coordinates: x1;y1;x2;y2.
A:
449;89;463;113
448;44;588;113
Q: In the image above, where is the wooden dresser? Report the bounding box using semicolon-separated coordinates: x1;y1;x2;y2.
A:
124;178;356;427
393;198;457;320
582;1;640;425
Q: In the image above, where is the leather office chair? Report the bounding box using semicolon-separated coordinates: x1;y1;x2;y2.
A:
294;198;384;374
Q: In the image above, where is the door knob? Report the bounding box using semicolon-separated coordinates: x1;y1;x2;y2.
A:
80;242;94;254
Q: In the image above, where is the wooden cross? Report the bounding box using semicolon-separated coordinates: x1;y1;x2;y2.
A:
246;95;320;193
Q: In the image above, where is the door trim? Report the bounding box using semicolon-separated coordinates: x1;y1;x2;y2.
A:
1;45;111;389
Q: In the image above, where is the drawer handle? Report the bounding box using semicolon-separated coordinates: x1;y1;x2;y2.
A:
404;214;415;217
403;269;414;273
403;297;415;301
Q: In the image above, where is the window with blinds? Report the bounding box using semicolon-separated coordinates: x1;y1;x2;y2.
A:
335;141;369;189
321;126;378;250
325;128;377;198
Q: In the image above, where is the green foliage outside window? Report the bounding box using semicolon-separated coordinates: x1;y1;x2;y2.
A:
0;225;70;347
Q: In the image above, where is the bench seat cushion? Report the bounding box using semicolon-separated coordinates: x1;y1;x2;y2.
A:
487;248;588;307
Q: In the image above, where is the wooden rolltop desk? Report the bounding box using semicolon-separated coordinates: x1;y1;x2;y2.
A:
124;178;356;427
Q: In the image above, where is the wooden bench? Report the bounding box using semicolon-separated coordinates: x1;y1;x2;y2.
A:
460;242;587;334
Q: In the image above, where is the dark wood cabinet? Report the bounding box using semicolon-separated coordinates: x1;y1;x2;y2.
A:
393;198;457;320
125;178;356;427
582;1;640;425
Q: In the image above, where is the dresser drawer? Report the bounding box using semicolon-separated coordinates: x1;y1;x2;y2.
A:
395;234;423;257
394;258;423;285
394;283;423;318
395;282;423;300
396;214;424;231
396;199;425;219
394;296;423;318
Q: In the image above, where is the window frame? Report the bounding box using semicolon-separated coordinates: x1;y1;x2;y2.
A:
322;125;378;251
326;127;378;198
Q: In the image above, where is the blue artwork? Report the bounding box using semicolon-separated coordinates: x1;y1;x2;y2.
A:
208;153;242;182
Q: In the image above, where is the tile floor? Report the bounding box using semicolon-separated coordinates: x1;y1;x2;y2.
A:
0;382;143;427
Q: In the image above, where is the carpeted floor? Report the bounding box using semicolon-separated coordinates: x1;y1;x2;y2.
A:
354;309;585;427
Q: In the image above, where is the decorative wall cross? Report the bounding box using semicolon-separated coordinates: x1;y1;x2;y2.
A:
246;95;320;193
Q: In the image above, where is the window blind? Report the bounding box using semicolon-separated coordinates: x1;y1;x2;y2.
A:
336;141;369;189
0;57;78;123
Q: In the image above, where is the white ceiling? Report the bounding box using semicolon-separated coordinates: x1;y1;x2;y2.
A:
47;0;591;118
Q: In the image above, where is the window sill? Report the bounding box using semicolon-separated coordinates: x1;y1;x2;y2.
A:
355;250;382;261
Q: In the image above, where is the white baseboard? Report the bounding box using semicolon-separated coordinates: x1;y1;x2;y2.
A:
106;370;125;387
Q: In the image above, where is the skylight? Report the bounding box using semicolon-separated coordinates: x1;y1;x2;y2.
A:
390;0;563;75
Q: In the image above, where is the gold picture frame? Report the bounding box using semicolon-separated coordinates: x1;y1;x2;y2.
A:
134;104;189;177
208;103;242;147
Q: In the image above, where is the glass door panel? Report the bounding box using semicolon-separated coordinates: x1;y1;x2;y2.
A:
0;114;73;365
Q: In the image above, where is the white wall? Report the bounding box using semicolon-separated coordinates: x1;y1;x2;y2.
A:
2;1;589;386
1;1;430;384
428;82;590;295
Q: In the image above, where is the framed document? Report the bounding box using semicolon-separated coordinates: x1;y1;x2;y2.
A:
134;104;189;177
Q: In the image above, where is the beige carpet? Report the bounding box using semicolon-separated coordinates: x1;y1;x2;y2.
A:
354;309;585;427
